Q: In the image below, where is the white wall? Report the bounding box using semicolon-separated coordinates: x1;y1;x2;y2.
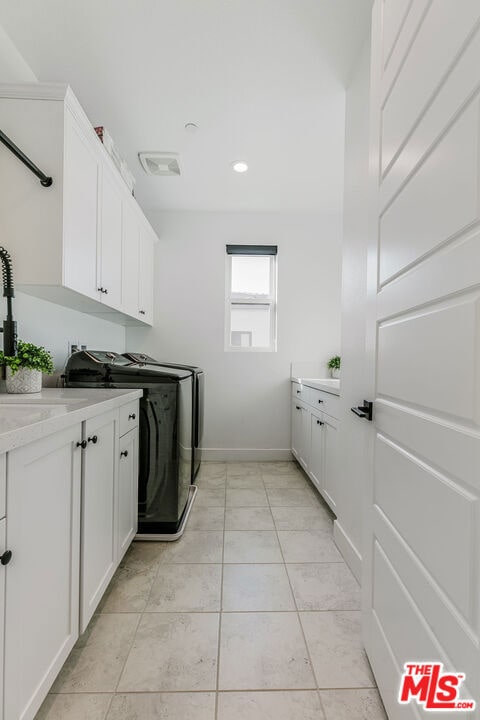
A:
334;38;371;580
0;23;126;378
127;210;342;459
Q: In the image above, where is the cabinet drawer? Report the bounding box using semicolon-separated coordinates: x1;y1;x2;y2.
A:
0;454;5;519
119;400;139;437
309;388;339;419
292;382;307;401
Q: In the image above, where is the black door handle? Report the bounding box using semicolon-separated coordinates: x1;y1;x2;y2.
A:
351;401;373;421
0;550;12;565
88;435;98;444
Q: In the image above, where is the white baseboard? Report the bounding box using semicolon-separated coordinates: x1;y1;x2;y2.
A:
202;448;293;462
333;519;362;583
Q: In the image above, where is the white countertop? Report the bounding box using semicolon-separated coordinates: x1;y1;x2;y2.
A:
291;377;340;396
0;388;142;454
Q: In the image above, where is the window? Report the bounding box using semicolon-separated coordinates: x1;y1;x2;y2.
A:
225;245;277;352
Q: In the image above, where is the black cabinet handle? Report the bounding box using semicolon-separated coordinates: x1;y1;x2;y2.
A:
296;389;301;394
318;399;324;404
295;405;301;410
316;420;324;425
139;310;146;315
76;440;87;449
88;435;98;444
120;450;129;458
351;401;373;421
97;287;108;294
97;286;104;293
0;550;12;566
128;413;136;420
104;288;108;294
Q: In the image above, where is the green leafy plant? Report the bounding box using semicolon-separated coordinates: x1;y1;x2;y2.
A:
327;355;341;370
0;340;54;376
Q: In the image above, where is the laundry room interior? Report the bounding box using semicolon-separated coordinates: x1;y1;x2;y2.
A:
0;1;478;719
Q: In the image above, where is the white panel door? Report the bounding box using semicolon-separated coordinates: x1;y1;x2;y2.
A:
4;426;82;720
364;2;480;718
63;110;99;299
81;409;118;633
98;165;123;310
121;202;140;317
117;428;138;562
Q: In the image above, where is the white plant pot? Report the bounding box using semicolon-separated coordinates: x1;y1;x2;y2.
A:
330;368;340;379
6;367;42;394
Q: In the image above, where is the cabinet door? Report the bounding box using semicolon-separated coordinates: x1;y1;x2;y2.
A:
291;399;303;463
117;428;138;561
0;517;5;720
323;415;339;511
138;229;154;325
309;412;324;493
98;166;123;310
121;202;140;318
81;409;118;633
4;426;82;720
63;111;99;299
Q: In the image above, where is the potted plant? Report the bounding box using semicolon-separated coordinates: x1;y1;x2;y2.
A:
327;355;341;379
0;340;54;393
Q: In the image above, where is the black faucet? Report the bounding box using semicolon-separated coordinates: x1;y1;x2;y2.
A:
0;247;17;356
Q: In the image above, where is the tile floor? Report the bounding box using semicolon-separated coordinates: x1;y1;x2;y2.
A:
36;461;388;720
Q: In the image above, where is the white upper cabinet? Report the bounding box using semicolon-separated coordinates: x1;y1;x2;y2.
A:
98;163;123;310
0;83;155;326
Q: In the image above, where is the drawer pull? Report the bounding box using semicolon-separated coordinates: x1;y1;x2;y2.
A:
295;406;301;410
128;413;136;420
318;399;324;404
88;435;98;444
0;550;12;566
296;389;301;394
316;420;324;425
139;310;146;315
76;440;87;449
120;450;129;458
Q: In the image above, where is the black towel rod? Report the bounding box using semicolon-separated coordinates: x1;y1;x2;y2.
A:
0;129;52;187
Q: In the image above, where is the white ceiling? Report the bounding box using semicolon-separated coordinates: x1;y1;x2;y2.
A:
0;0;372;214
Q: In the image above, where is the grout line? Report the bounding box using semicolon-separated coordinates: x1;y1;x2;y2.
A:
214;493;226;720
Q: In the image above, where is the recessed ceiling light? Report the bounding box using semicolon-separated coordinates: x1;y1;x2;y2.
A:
232;161;248;173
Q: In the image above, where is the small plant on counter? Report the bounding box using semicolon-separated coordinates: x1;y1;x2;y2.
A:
0;340;54;376
327;355;341;371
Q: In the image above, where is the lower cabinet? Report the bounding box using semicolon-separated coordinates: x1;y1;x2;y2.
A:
117;428;138;562
291;385;340;512
81;409;118;633
4;426;82;720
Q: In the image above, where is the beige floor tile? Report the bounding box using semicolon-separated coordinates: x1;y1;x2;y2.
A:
271;505;333;531
35;694;113;720
121;540;165;569
217;691;325;720
219;612;316;690
158;532;223;563
195;488;226;507
262;474;309;488
198;463;227;479
259;461;303;475
227;462;261;477
106;692;216;719
287;563;360;611
277;530;343;563
319;689;387;719
98;553;158;613
300;612;375;688
226;488;269;507
222;564;295;611
266;487;319;507
188;506;225;531
198;475;226;488
118;613;219;691
225;507;275;531
146;564;222;612
224;531;283;563
227;475;265;489
51;614;140;693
